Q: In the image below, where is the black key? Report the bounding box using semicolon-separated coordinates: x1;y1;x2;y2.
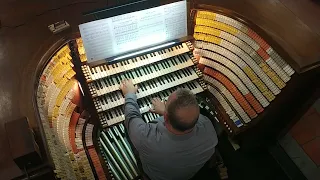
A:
132;70;139;78
162;61;167;68
114;109;119;116
165;60;170;68
116;92;121;100
147;81;153;90
117;108;122;116
146;81;152;90
141;83;146;91
186;68;192;76
159;77;164;85
175;72;181;79
109;93;114;102
171;73;177;81
123;72;129;79
133;69;139;77
141;98;147;106
171;57;178;65
119;73;125;81
177;55;183;63
155;63;160;71
141;67;147;76
163;90;169;96
166;59;172;67
114;76;119;84
109;111;113;118
100;66;105;73
191;82;197;89
190;82;196;89
102;79;109;87
145;66;150;74
110;77;115;85
105;112;110;120
137;99;142;106
129;71;134;79
181;54;188;62
165;74;171;82
153;63;159;71
94;82;100;90
181;69;187;77
189;82;196;89
150;81;156;88
105;78;110;87
137;68;142;76
139;68;144;76
103;96;109;105
160;62;165;69
148;66;153;74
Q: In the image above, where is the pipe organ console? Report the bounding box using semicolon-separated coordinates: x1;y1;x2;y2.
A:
34;1;311;179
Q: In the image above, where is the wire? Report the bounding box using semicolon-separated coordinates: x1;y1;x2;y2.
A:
0;1;99;29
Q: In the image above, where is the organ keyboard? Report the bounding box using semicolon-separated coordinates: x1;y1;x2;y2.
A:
81;41;206;127
81;43;192;82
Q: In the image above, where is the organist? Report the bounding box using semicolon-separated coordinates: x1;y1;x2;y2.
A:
120;79;218;180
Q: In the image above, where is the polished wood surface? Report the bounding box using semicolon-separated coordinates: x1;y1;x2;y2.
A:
0;0;320;179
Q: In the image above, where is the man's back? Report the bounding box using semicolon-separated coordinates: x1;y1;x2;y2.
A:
138;115;218;180
120;82;218;180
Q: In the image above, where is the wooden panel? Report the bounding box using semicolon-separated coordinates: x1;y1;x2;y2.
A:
279;0;320;36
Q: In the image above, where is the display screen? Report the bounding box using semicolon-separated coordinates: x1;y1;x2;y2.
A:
79;0;187;63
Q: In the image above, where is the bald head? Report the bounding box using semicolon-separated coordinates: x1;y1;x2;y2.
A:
166;88;200;132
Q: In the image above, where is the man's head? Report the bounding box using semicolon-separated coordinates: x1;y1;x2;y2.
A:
164;88;200;133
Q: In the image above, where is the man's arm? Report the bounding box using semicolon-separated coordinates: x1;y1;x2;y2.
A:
120;79;150;151
124;93;150;150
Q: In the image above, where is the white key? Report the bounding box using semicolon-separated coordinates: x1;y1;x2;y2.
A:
100;98;107;111
95;67;102;79
102;65;109;77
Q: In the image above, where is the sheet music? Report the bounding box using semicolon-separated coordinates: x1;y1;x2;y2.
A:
79;1;187;63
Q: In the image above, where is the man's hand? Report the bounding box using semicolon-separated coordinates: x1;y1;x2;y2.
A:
149;98;166;116
119;79;138;95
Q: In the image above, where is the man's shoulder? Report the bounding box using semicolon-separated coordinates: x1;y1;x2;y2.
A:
197;114;217;134
197;114;212;124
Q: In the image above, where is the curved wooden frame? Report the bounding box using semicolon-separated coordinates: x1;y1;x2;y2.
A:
31;32;81;169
